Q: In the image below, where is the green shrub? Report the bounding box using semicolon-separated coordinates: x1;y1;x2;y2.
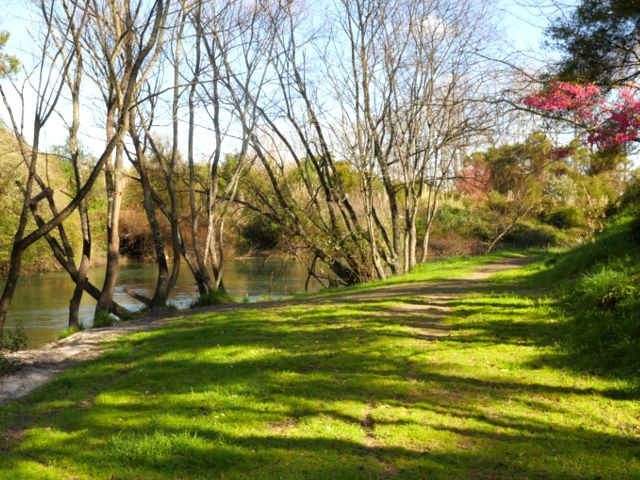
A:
93;309;115;328
432;204;470;232
431;204;493;241
466;220;493;242
0;353;10;373
240;215;282;250
58;324;85;340
549;216;639;281
572;266;638;312
166;302;178;311
632;215;640;242
191;289;235;308
618;177;640;213
0;323;27;352
545;215;640;377
0;324;27;374
562;267;640;375
544;206;585;229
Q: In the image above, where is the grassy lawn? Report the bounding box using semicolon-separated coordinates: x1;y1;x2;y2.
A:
1;253;639;479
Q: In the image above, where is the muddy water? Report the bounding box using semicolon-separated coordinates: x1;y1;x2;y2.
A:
1;257;318;348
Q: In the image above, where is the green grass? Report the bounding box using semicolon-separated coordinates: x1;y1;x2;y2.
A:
1;250;639;479
491;214;640;380
57;325;86;340
306;250;532;297
190;288;235;308
93;309;115;328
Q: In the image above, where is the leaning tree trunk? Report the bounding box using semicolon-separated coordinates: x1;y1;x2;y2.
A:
68;174;92;328
185;15;212;296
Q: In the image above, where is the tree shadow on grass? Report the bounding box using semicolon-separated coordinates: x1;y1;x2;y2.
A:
0;292;640;478
445;261;640;394
2;264;640;478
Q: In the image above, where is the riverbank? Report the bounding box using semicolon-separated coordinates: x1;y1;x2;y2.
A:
1;252;639;479
1;256;319;348
0;254;526;403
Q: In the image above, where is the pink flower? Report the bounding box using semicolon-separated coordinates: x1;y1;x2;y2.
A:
523;82;601;113
588;87;640;148
524;82;640;149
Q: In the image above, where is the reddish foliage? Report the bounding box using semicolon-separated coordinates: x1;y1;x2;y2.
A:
523;81;600;120
549;147;575;160
456;163;491;199
523;82;640;150
588;88;640;149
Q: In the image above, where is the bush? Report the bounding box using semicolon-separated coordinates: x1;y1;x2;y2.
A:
428;233;484;258
572;266;638;312
0;323;27;352
548;216;639;280
58;324;85;340
431;203;493;242
119;208;156;261
503;223;560;248
0;324;27;374
191;289;235;308
432;204;470;232
93;309;115;328
632;215;640;243
562;265;640;375
619;177;640;213
548;215;640;377
544;206;585;229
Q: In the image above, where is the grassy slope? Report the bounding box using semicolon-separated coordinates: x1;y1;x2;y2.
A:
1;251;639;479
494;214;640;380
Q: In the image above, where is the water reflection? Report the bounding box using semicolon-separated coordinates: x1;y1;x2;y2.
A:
1;257;318;348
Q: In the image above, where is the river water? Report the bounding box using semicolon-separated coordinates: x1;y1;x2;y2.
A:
1;257;318;348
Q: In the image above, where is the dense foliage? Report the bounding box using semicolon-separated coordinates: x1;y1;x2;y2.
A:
548;0;640;85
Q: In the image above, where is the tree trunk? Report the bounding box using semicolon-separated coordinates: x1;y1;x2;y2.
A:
69;248;90;329
421;223;433;263
0;250;24;330
69;183;92;328
96;139;125;315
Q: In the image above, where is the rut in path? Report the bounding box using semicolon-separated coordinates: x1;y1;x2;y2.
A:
0;256;533;403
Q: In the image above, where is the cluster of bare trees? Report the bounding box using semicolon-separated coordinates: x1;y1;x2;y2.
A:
0;0;168;329
0;0;504;330
241;0;499;284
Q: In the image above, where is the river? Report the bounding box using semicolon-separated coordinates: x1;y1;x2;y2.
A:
1;257;319;348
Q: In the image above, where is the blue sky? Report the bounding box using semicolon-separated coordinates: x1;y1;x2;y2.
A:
0;0;566;156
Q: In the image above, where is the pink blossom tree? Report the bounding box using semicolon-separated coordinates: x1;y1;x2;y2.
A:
456;162;492;201
523;81;640;150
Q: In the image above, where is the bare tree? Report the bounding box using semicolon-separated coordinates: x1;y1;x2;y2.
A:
79;0;168;317
0;0;76;331
123;3;188;309
0;0;168;330
237;0;498;283
242;1;378;285
332;0;497;270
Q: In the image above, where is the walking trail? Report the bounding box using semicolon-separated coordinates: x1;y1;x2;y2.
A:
0;256;532;403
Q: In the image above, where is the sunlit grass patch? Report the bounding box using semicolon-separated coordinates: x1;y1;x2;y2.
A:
1;251;639;479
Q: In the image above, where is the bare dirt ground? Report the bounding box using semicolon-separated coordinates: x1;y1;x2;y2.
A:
0;256;533;403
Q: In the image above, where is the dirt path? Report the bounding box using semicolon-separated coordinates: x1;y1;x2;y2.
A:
0;256;533;403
